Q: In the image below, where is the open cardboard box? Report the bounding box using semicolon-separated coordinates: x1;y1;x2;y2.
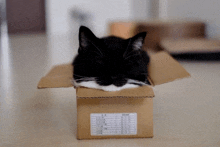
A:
38;51;190;139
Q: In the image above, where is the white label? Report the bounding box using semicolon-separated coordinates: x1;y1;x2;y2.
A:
90;113;137;136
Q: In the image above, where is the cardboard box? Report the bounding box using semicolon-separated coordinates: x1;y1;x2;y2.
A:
76;86;154;139
38;51;190;139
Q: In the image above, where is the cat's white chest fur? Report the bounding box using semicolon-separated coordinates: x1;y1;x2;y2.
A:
72;79;148;91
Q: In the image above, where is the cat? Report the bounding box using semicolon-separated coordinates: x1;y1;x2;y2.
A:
72;26;150;91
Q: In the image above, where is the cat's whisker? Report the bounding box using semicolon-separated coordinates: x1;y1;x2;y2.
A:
123;50;136;58
124;53;140;60
123;38;132;58
88;40;104;57
127;79;148;86
91;50;104;57
73;74;87;78
74;77;96;82
75;77;95;80
123;49;140;58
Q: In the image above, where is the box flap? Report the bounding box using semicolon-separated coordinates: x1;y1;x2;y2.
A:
37;64;73;88
148;51;190;85
76;86;154;98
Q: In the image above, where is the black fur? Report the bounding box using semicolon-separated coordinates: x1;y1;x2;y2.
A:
72;26;150;88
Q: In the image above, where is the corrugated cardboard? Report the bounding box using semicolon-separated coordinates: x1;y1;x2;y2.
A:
38;64;73;88
38;51;190;139
77;86;154;139
148;51;190;85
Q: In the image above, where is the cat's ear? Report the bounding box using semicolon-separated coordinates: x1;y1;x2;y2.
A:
79;26;97;48
130;32;147;50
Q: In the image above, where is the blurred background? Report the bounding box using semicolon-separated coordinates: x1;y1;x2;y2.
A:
1;0;220;146
1;0;220;63
2;0;220;36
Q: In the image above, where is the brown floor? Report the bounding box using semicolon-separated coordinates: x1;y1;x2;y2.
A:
1;33;220;147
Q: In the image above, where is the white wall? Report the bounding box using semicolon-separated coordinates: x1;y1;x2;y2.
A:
46;0;220;38
46;0;134;37
131;0;152;20
163;0;220;38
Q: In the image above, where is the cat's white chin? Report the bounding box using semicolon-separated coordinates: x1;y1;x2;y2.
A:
72;80;143;91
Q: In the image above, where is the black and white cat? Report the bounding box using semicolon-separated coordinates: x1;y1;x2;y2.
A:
72;26;150;91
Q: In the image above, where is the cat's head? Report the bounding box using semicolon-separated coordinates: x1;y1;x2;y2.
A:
72;26;150;91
